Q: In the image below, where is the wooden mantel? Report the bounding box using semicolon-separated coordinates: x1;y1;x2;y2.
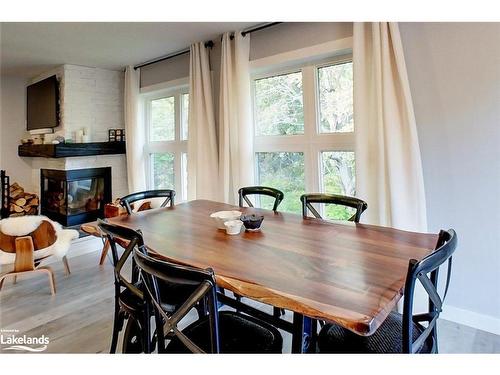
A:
18;141;126;158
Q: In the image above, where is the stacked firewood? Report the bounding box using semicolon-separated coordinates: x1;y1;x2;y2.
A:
9;182;39;217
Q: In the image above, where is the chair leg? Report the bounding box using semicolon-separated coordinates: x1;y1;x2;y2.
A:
110;301;122;354
433;326;439;353
38;267;56;295
273;307;285;317
13;275;17;284
155;312;166;353
142;304;152;354
99;240;110;266
0;273;10;291
233;293;242;312
310;319;318;352
62;256;71;275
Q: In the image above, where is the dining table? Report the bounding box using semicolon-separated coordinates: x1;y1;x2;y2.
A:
102;199;438;353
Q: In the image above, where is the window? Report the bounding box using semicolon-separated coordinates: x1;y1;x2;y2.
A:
144;85;189;200
253;58;355;217
255;72;304;136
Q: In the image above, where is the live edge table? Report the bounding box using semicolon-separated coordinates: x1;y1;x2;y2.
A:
107;199;438;353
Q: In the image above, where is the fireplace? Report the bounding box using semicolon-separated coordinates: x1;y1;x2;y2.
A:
40;167;111;226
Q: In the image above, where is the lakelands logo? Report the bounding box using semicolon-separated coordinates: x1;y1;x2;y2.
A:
0;329;49;352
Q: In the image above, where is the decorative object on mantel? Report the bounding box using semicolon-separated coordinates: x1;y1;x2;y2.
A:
108;128;125;142
82;127;91;143
72;127;92;143
20;138;34;145
75;129;83;143
32;135;44;145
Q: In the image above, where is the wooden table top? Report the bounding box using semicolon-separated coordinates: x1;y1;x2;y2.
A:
107;199;438;336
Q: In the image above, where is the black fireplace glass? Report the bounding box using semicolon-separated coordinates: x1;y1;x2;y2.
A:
40;167;111;226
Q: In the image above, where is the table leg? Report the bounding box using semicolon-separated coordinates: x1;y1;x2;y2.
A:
291;312;313;353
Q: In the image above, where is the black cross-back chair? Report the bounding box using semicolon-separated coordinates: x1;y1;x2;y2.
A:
134;247;283;353
300;193;367;222
98;219;206;354
238;186;284;212
98;219;151;354
120;189;175;215
318;228;457;354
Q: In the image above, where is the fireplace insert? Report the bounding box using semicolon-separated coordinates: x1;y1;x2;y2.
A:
40;167;111;226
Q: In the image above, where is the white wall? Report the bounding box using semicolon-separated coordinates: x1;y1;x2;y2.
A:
400;22;500;331
0;76;34;191
249;22;352;61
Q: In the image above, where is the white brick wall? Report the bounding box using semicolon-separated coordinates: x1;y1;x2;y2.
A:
30;64;128;200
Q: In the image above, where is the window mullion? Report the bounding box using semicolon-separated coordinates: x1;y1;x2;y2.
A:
145;99;152;189
174;93;182;195
302;65;318;194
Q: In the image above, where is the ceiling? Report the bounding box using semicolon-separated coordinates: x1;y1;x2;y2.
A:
0;22;259;77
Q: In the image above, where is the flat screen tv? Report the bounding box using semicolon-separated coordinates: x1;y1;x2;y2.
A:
27;75;59;131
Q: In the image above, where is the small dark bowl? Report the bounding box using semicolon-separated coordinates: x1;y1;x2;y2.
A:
240;214;264;231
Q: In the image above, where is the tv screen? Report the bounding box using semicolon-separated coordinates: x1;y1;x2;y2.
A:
27;75;59;131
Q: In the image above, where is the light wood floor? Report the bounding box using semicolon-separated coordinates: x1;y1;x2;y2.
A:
1;240;499;354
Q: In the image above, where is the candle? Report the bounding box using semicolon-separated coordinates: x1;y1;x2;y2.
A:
75;130;84;143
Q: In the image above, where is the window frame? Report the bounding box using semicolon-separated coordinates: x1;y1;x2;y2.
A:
252;54;355;213
142;82;189;201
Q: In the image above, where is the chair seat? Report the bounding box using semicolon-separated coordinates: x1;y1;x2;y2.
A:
166;311;283;353
318;311;433;354
119;281;195;314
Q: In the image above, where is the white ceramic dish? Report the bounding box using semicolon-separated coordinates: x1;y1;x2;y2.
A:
224;220;243;235
210;210;242;230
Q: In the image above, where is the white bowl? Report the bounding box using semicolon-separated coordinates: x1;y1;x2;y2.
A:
224;220;243;235
210;210;242;230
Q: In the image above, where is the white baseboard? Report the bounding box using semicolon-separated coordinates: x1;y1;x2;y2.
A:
441;305;500;336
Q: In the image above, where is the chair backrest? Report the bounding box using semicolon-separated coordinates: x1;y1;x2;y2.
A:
120;190;175;215
133;247;220;353
0;219;57;253
238;186;284;212
97;219;143;301
402;229;458;353
300;193;367;223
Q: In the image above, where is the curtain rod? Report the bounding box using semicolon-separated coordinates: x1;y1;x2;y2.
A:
134;22;282;70
134;40;214;70
224;22;283;41
241;22;282;37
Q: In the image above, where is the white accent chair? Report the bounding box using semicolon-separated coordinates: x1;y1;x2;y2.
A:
0;215;79;294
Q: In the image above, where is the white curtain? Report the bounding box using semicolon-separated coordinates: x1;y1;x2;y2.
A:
218;32;254;204
124;66;146;193
187;42;219;201
353;22;427;232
